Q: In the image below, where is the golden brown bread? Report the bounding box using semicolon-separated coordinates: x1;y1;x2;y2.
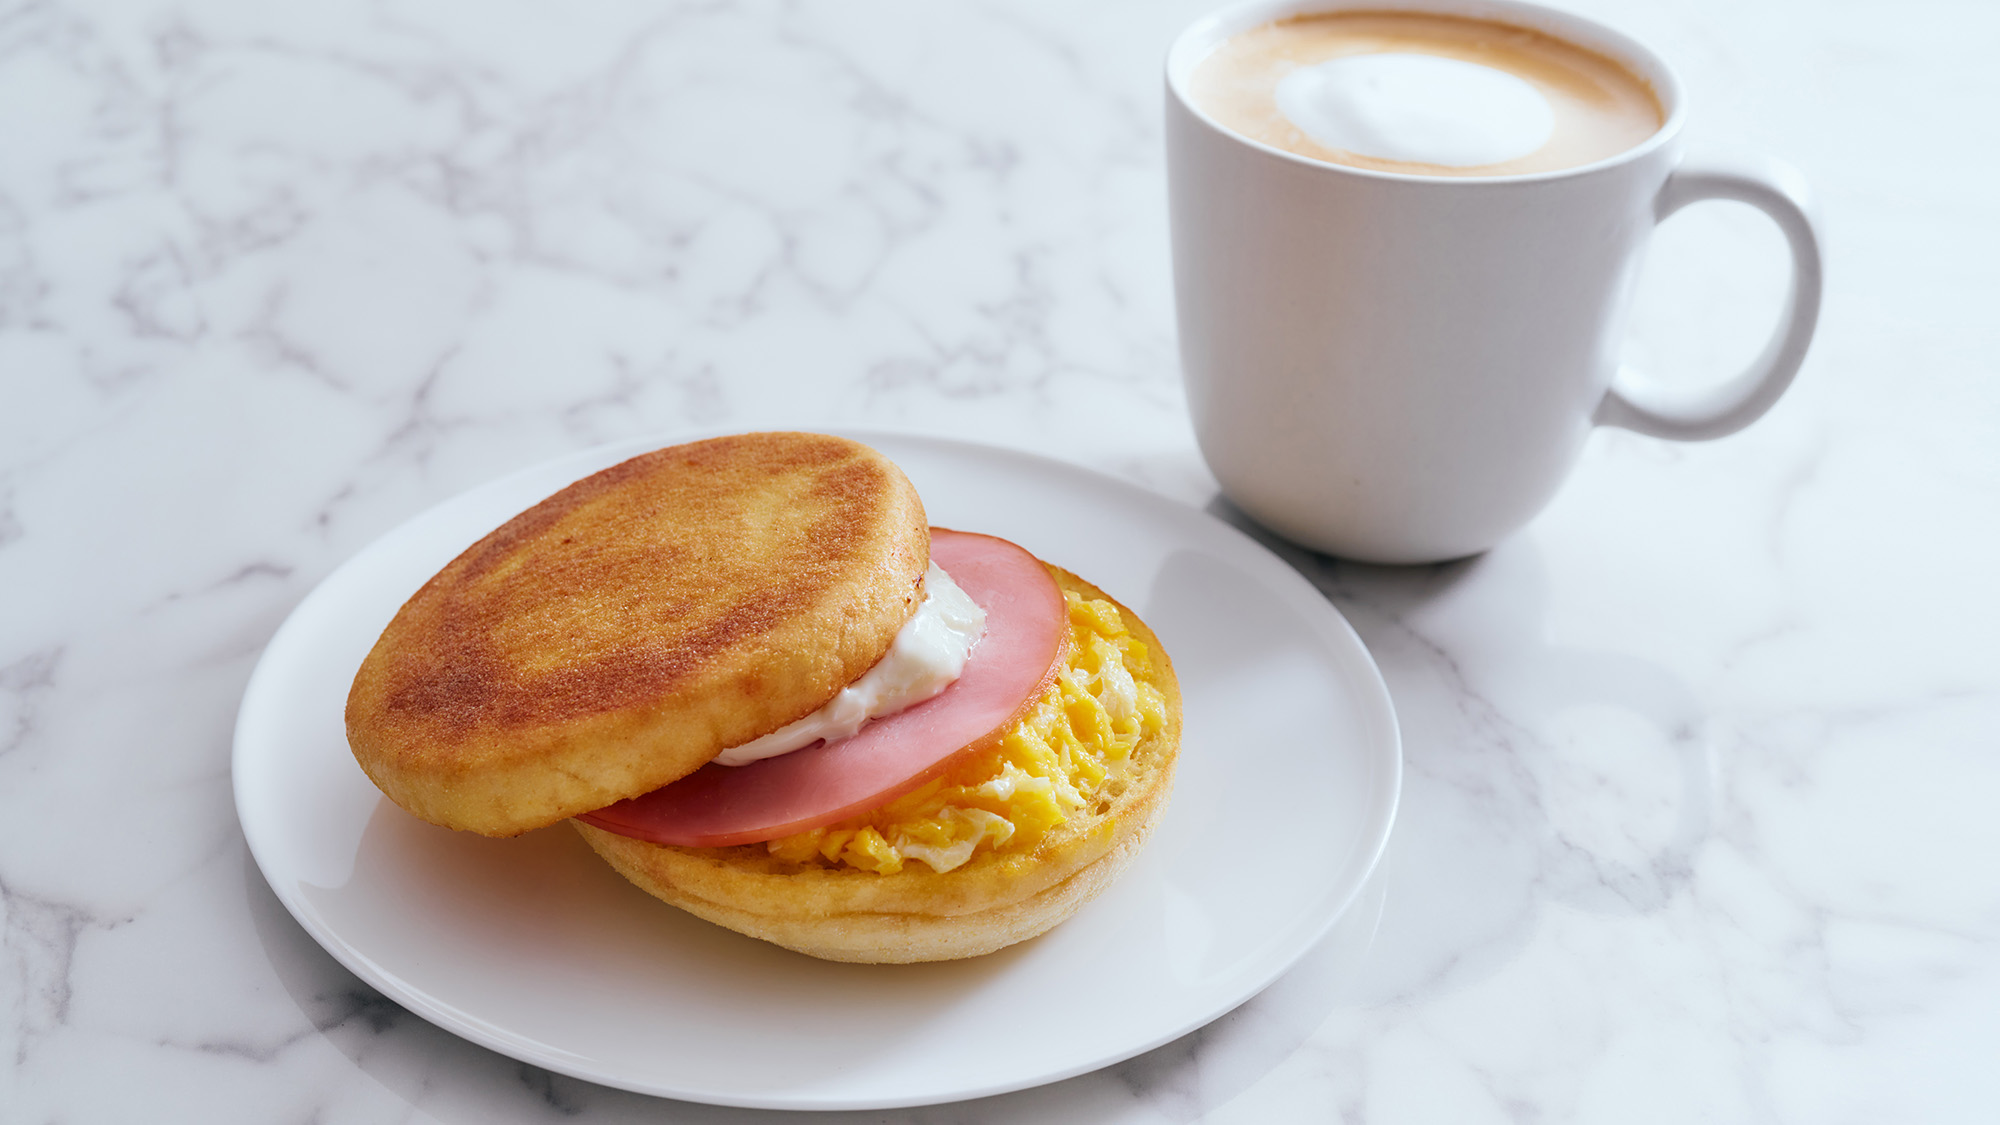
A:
345;433;930;837
573;567;1181;963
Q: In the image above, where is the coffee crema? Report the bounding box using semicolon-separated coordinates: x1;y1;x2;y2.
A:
1187;10;1663;176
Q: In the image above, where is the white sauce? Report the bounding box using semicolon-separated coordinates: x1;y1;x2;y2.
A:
712;563;987;766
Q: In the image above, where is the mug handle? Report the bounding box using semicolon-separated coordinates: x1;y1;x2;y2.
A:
1594;158;1824;440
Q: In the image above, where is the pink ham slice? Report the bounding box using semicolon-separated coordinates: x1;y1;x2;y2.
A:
577;528;1070;848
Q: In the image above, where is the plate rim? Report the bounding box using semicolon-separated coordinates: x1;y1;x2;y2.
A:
232;426;1402;1110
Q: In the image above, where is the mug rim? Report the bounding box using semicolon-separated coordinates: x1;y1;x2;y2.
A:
1165;0;1688;185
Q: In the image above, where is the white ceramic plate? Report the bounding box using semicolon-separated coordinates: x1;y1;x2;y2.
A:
233;430;1401;1111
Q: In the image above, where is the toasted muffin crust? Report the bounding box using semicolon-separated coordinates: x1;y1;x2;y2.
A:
346;433;930;836
574;567;1181;963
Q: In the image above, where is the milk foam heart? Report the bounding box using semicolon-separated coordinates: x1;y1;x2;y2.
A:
1274;53;1554;167
1186;12;1662;177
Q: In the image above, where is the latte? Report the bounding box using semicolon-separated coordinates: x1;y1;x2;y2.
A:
1187;10;1662;176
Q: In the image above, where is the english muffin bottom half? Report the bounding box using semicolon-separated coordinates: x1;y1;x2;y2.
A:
575;567;1182;964
344;432;930;837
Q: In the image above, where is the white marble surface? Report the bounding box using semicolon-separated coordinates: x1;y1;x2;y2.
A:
3;0;1996;1120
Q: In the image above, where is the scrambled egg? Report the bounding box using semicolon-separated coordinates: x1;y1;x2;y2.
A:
765;588;1170;874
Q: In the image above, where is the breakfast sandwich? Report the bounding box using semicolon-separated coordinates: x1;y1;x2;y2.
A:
345;432;1180;963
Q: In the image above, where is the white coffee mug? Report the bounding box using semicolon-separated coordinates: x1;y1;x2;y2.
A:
1167;0;1822;564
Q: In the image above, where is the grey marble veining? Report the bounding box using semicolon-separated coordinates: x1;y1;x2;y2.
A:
4;0;1997;1120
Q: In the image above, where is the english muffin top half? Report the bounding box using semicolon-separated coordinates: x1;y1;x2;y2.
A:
345;433;930;836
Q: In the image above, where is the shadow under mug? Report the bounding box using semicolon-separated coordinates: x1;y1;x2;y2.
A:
1166;0;1823;564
